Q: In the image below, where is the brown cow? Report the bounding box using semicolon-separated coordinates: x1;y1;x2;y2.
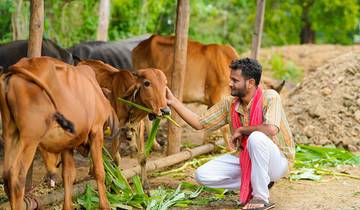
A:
0;57;115;210
132;35;239;149
78;60;170;186
132;35;285;150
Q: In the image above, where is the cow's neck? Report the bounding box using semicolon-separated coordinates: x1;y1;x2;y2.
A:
125;97;148;124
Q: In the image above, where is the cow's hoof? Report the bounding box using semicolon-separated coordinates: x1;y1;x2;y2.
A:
46;173;56;188
152;141;162;151
143;181;150;190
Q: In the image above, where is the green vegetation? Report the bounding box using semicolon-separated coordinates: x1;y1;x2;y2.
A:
155;144;360;181
1;0;360;52
290;144;360;181
76;148;228;209
262;53;303;83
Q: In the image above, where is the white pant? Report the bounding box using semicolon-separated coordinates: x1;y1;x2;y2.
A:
195;131;288;202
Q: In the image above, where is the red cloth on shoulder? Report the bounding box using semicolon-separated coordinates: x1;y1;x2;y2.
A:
231;87;263;204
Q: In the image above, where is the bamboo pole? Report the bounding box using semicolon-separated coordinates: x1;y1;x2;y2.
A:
167;0;190;155
0;140;225;209
250;0;265;60
26;0;44;193
96;0;110;41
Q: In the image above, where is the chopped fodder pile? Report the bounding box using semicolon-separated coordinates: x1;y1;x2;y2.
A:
285;51;360;151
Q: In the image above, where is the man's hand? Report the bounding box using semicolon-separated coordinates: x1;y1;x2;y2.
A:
231;128;243;151
166;87;176;106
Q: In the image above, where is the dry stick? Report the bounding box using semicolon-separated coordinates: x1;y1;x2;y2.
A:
0;140;225;209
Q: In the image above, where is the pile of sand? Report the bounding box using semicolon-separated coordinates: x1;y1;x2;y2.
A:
285;51;360;151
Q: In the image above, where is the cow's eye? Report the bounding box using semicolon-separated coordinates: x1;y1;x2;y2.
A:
144;80;151;87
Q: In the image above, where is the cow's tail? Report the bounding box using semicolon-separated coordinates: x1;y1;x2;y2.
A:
9;66;75;133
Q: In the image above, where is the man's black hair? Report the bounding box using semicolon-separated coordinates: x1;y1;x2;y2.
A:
229;58;262;86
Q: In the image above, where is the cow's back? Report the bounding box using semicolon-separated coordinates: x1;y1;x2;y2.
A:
0;39;75;70
132;35;239;105
10;57;111;134
69;35;150;70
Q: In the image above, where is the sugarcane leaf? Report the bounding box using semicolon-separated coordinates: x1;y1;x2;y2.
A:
76;184;98;210
117;97;153;113
102;148;133;193
145;118;161;156
132;175;145;196
163;115;180;127
110;203;133;210
290;168;321;181
188;186;204;198
181;182;228;194
117;97;179;127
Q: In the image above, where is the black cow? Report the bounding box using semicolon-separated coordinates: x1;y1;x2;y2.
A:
0;39;75;71
68;34;150;70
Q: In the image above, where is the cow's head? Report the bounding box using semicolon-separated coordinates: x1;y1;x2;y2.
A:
112;68;171;119
134;68;171;118
78;60;170;119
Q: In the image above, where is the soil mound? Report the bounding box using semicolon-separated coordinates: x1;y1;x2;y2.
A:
285;51;360;151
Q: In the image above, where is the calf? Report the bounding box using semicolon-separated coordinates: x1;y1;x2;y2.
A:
78;60;170;186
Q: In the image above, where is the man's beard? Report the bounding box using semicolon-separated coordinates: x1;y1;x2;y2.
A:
231;84;247;98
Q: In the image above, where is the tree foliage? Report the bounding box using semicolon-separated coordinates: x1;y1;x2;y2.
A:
0;0;359;50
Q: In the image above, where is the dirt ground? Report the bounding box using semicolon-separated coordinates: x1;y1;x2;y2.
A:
0;44;360;209
1;103;359;210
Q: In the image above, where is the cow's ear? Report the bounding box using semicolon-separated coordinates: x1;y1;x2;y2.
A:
79;60;115;90
123;83;141;99
112;70;139;98
101;88;113;100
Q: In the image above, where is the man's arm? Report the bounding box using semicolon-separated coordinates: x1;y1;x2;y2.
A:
166;87;204;130
236;124;278;137
231;124;279;147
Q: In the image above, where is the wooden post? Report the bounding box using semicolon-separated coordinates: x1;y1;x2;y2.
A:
96;0;110;41
167;0;190;155
250;0;265;59
26;0;44;192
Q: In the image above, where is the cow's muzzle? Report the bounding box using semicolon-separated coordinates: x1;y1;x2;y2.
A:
160;107;171;116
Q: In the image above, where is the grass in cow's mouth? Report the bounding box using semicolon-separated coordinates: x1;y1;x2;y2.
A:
117;97;180;127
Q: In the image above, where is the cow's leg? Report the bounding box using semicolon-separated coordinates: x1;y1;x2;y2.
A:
61;149;76;210
144;119;162;151
137;121;149;189
90;128;110;210
3;140;38;210
111;133;122;168
39;147;59;187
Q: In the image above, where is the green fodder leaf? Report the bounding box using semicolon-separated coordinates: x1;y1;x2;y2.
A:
132;175;145;196
117;97;152;113
295;144;360;168
76;184;99;210
102;147;132;193
163;115;180;127
145;118;161;156
188;186;204;198
290;168;321;181
181;182;228;195
117;97;180;127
